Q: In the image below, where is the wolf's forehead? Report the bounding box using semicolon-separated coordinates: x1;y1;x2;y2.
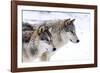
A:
40;31;51;39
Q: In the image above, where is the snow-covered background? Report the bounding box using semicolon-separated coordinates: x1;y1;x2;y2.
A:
22;10;94;62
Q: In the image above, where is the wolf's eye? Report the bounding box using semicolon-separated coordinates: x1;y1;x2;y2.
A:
41;37;49;42
41;37;45;40
70;31;74;33
46;38;49;41
45;38;49;42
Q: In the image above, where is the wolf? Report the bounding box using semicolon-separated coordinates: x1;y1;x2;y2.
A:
22;25;56;62
38;19;80;48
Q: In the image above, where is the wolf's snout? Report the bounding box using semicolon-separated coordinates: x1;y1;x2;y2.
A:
77;40;80;43
52;48;56;51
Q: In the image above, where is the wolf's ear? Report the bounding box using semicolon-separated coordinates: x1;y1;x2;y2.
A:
65;18;70;22
71;19;75;23
67;19;75;25
37;25;45;35
64;18;71;25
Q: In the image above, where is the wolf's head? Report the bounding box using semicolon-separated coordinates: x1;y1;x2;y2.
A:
25;25;56;59
37;25;56;52
64;19;80;43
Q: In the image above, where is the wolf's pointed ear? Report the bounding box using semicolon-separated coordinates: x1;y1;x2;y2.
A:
65;18;70;22
37;25;45;35
64;18;71;25
71;19;75;23
68;19;75;25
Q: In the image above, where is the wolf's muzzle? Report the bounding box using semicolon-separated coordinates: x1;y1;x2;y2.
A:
77;40;80;43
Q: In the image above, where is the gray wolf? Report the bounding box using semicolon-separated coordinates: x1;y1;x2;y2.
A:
22;25;56;62
45;19;80;48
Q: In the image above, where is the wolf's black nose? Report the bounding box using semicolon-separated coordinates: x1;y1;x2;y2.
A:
53;48;56;51
77;40;80;43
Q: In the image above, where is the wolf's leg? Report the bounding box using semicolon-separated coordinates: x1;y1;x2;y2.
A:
40;52;50;61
